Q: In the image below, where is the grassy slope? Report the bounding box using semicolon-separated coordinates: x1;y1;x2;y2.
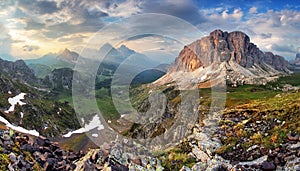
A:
52;73;300;163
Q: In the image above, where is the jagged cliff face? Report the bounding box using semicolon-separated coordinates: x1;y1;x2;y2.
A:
169;30;289;73
43;68;74;90
160;30;290;88
0;59;38;84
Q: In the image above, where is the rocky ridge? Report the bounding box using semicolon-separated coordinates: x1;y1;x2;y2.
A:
0;59;38;85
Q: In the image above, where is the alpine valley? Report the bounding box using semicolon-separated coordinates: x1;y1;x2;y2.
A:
0;30;300;171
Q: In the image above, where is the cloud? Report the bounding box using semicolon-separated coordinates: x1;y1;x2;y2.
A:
58;34;87;43
23;18;45;30
126;34;157;41
221;8;243;20
249;7;257;14
18;0;59;14
259;33;272;39
244;10;300;58
22;45;40;52
271;44;297;53
95;0;142;17
140;0;206;25
0;23;12;54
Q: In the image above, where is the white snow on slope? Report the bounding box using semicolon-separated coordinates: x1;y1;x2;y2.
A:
5;93;26;113
0;115;39;136
62;115;104;138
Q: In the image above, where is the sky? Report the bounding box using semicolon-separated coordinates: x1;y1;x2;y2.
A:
0;0;299;60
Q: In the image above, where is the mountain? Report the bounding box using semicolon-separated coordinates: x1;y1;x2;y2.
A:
43;68;74;90
98;43;158;68
0;58;38;84
57;48;79;62
0;73;80;137
131;64;169;85
25;50;76;78
96;44;163;86
156;30;291;88
118;44;135;57
289;53;300;71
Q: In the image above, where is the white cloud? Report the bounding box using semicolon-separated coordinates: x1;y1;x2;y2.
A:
221;8;243;20
249;7;257;14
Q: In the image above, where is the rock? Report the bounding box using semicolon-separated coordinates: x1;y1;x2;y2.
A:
9;152;18;163
54;149;63;157
239;155;268;166
8;164;14;171
191;162;207;171
0;59;38;84
34;137;45;146
192;147;209;162
180;166;192;171
43;139;51;147
287;132;299;141
84;160;96;170
247;145;259;152
288;142;300;149
284;157;300;170
45;158;58;170
130;156;141;166
110;148;122;160
194;132;209;141
261;161;276;171
3;133;11;141
161;29;290;88
21;144;34;153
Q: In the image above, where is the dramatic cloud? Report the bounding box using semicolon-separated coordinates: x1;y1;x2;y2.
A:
259;33;272;39
0;0;299;60
271;44;297;53
22;45;40;52
141;0;206;25
0;23;12;54
23;18;45;30
18;0;59;14
58;34;87;43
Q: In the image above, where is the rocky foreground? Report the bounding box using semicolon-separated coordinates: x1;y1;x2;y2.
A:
1;92;300;171
0;128;84;170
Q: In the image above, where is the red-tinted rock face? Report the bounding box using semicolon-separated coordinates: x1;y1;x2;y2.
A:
169;29;289;73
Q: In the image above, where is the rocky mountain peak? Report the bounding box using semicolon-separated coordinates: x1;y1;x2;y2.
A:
168;29;288;73
118;45;135;57
58;48;79;62
158;30;290;88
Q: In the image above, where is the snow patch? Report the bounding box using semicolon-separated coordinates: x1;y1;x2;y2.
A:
20;112;24;119
8;91;12;94
5;93;27;113
62;115;104;138
92;134;98;137
0;115;39;136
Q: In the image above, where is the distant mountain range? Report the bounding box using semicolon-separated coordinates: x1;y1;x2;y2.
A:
21;44;161;79
156;29;291;88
